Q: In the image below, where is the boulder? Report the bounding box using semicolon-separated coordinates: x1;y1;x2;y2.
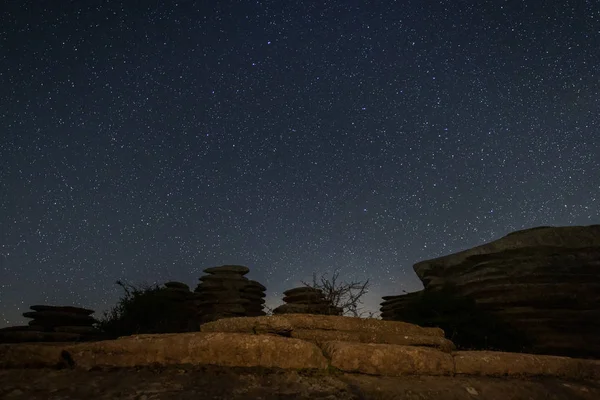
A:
201;314;445;338
0;332;328;370
283;287;322;296
22;311;97;326
290;329;455;352
384;225;600;358
0;305;102;343
274;287;342;316
273;303;341;315
194;265;266;323
203;265;250;275
29;305;94;315
322;341;454;376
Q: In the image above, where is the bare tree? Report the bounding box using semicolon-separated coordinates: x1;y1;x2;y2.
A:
301;270;370;317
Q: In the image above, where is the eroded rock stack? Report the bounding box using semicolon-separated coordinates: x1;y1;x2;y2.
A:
273;287;342;315
380;292;421;321
241;280;267;316
195;265;266;323
382;225;600;359
154;281;201;332
0;305;101;343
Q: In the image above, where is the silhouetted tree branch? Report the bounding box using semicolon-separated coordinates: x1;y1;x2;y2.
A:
301;270;370;317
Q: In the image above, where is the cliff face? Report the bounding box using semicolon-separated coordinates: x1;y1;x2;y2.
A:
411;225;600;358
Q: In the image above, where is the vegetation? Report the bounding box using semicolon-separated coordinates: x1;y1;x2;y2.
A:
391;285;533;352
97;275;530;353
97;280;197;338
302;270;372;317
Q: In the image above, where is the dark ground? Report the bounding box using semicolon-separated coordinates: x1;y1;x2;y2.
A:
1;365;599;400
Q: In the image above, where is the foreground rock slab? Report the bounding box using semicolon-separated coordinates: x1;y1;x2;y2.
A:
1;331;599;382
201;313;444;337
290;329;455;352
323;341;454;376
1;365;600;400
0;332;328;370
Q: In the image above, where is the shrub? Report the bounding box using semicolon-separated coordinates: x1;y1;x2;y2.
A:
97;280;197;337
302;270;371;317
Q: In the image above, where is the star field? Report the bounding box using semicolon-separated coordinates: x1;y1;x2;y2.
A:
1;1;599;326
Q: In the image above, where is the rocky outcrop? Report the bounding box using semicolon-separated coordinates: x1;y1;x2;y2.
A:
155;282;201;331
194;265;266;323
273;287;342;315
241;280;267;317
1;314;599;383
0;305;101;343
380;292;421;321
200;314;452;351
322;341;455;376
384;225;600;358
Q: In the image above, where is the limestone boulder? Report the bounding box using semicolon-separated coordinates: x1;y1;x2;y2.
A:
387;225;600;358
290;329;455;352
274;287;342;316
1;332;329;370
322;341;454;376
0;305;102;343
22;310;97;326
195;265;266;322
30;305;94;315
201;314;445;339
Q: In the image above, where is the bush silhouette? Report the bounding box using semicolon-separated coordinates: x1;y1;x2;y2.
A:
302;270;371;317
97;281;197;337
392;285;532;352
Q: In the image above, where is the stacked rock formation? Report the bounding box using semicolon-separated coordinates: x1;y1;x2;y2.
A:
273;287;342;315
241;280;268;317
154;281;201;332
194;265;266;324
0;305;100;343
381;225;600;358
380;292;422;321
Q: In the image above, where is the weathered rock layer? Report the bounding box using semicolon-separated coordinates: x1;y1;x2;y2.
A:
387;225;600;358
1;314;599;383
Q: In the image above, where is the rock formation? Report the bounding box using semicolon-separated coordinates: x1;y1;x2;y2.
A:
194;265;266;323
241;280;268;316
0;305;101;343
273;287;342;315
380;292;421;321
382;225;600;358
153;281;200;332
2;314;600;399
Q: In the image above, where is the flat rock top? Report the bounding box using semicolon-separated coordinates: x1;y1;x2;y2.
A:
164;281;190;290
413;225;600;278
203;265;250;275
28;305;95;316
201;313;445;338
283;287;323;296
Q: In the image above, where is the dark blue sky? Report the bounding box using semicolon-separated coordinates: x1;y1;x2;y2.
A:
1;0;598;326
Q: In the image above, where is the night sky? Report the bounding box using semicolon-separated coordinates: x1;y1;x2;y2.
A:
1;1;599;327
